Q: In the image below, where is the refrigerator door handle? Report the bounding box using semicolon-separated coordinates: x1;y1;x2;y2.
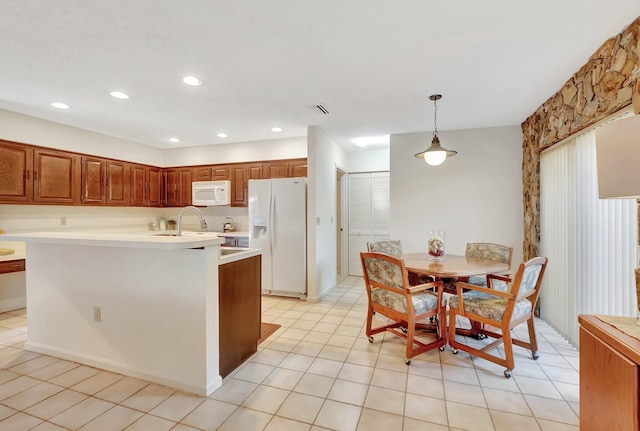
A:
269;190;275;256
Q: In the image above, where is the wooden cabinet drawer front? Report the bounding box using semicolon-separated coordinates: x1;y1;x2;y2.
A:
0;259;25;274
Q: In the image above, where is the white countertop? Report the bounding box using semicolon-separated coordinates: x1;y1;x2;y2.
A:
1;230;225;250
214;231;249;237
218;246;262;264
0;252;24;262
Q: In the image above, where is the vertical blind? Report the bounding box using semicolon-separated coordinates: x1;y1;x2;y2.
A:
539;130;637;346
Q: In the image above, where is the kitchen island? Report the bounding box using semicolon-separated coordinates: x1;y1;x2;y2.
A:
1;230;261;396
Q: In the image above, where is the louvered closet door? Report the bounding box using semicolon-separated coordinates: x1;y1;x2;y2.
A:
348;172;390;276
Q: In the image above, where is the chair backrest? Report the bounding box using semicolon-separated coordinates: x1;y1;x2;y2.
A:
367;240;403;255
509;256;548;303
465;243;513;267
360;252;407;292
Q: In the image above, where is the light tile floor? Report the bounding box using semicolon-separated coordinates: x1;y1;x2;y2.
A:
0;275;580;430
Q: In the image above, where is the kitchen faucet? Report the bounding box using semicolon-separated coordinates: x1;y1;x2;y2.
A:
177;206;208;236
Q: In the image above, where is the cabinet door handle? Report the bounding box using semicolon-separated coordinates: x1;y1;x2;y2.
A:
26;170;31;180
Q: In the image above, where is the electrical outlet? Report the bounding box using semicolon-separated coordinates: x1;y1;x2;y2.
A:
60;217;67;226
93;306;101;322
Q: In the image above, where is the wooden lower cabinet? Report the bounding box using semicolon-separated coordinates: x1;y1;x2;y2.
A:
218;255;261;378
579;314;640;431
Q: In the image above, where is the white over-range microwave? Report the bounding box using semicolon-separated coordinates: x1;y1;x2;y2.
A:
192;180;231;206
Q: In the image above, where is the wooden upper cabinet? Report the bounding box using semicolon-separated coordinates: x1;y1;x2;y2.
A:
106;160;130;206
130;164;146;206
289;159;308;177
0;140;307;209
263;159;308;179
81;156;106;204
230;163;264;207
33;148;79;204
0;140;33;202
130;164;162;207
163;169;179;207
194;166;212;181
147;167;163;207
246;163;263;181
263;161;288;179
178;168;193;206
212;165;231;180
163;167;194;207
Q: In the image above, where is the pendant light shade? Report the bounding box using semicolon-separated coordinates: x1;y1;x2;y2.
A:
414;94;457;166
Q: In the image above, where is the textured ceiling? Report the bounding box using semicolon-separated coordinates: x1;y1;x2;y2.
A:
1;1;640;151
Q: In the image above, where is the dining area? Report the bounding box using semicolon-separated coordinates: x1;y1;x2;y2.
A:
361;235;548;379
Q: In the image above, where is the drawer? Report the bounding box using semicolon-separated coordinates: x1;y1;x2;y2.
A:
0;259;25;274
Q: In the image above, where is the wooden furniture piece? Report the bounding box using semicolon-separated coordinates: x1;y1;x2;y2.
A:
401;253;509;287
448;256;548;377
367;240;433;285
579;314;640;431
0;139;307;208
464;242;513;286
218;254;261;378
0;259;25;274
360;252;446;364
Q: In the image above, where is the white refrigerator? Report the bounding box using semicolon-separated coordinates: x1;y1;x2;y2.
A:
249;177;307;298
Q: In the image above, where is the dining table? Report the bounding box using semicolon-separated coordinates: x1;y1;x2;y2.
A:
401;253;510;338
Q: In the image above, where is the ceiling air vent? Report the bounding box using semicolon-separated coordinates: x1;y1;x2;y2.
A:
307;104;332;115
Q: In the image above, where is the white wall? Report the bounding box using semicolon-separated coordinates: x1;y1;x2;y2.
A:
0;109;164;166
163;137;307;166
307;126;347;301
346;148;389;172
390;126;524;266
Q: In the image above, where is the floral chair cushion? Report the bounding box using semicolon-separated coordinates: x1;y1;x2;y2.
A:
364;256;404;289
465;243;511;264
368;240;403;255
468;275;508;291
449;291;532;323
371;288;438;315
519;264;543;295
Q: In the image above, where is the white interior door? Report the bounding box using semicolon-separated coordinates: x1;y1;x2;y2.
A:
347;172;390;275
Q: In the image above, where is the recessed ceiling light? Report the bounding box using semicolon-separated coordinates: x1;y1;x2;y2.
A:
168;137;180;143
51;102;70;110
182;76;201;86
270;127;283;133
217;133;228;138
352;135;390;148
110;91;129;99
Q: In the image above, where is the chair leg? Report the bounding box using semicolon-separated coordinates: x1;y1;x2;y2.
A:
526;317;539;360
404;316;417;364
502;327;515;376
448;309;458;354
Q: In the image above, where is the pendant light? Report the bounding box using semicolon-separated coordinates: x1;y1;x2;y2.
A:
414;94;457;166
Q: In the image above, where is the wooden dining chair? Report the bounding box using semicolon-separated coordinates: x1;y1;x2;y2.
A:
465;242;513;287
367;240;433;285
360;252;447;364
448;256;548;378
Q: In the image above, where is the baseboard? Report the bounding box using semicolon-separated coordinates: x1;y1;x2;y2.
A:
0;297;26;313
24;341;222;396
